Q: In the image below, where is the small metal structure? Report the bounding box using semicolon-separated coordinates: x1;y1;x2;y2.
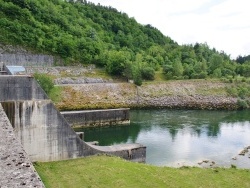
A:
6;65;26;75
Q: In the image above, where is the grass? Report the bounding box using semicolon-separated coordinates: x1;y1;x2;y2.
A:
83;68;113;80
196;86;228;96
59;67;112;80
154;69;166;82
34;155;250;188
49;86;63;103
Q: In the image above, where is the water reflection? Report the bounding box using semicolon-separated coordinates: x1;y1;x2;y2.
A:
75;109;250;168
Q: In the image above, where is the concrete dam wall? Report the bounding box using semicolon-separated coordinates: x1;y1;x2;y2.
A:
0;104;45;187
0;75;47;101
62;108;130;127
0;76;146;162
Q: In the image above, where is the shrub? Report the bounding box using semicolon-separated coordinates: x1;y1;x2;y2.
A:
226;87;238;97
238;87;248;99
34;73;54;94
237;99;249;109
141;67;155;80
133;69;142;86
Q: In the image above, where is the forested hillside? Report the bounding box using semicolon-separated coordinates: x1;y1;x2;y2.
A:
0;0;249;84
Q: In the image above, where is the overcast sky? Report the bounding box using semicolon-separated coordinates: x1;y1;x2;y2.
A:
90;0;250;58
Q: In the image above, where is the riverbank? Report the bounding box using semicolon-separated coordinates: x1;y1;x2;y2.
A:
34;155;250;188
54;79;242;111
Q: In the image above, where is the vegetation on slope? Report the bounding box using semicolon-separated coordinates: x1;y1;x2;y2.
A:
34;155;250;188
1;0;250;84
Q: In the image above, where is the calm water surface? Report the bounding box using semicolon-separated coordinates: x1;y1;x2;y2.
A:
76;110;250;168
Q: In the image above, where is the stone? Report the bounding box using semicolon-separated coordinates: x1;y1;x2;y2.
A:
239;148;248;156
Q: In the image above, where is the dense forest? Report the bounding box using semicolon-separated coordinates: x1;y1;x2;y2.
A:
0;0;250;84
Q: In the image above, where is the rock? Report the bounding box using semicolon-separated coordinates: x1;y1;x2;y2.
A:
54;77;111;85
1;155;10;160
239;148;248;156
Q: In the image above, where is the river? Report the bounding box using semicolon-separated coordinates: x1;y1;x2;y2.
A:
75;109;250;168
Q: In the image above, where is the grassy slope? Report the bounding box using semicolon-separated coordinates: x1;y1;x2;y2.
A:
34;155;250;188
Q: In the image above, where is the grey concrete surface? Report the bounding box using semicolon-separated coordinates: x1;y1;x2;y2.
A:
0;76;47;101
0;104;45;188
61;108;130;127
0;43;55;67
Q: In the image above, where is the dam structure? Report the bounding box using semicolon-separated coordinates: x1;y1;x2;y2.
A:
62;108;130;128
0;64;146;163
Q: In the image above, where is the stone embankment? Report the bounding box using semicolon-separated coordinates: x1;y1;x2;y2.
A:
55;80;239;111
0;104;44;188
25;66;113;84
54;77;111;85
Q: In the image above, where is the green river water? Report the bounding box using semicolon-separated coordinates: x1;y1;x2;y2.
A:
76;109;250;168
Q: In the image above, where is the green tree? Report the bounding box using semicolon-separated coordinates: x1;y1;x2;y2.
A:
123;61;133;80
209;54;223;74
163;64;174;79
105;50;131;75
237;63;250;77
133;68;142;86
213;68;222;78
141;67;155;80
172;59;183;77
183;63;194;78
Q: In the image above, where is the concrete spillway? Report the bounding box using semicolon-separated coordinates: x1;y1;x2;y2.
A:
0;75;146;162
0;103;45;187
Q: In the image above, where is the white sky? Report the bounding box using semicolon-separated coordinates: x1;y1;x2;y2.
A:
89;0;250;58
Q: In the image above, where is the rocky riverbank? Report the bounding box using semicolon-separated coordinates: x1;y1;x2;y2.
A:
55;80;241;111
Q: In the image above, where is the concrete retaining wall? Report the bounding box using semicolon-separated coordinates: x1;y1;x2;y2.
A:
0;44;55;67
0;76;47;101
0;75;146;162
62;109;130;127
0;53;55;67
0;104;45;187
1;100;88;161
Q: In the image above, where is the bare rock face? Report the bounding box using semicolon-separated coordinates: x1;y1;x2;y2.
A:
0;104;45;188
